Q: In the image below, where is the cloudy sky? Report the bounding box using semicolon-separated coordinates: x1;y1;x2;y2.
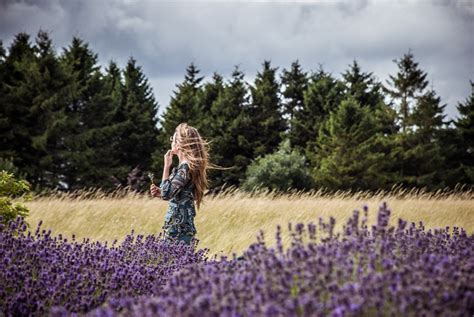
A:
1;0;473;120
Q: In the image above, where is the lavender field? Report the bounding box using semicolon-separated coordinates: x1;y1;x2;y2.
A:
1;202;472;316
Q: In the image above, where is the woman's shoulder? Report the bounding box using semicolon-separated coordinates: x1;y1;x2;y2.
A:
176;161;191;179
179;161;190;168
178;161;191;172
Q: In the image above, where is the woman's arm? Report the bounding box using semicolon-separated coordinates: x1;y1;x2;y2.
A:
161;149;173;184
160;164;190;200
162;164;170;183
149;149;173;199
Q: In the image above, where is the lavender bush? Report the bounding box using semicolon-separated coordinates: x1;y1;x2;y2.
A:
1;202;472;316
84;203;473;317
0;216;208;316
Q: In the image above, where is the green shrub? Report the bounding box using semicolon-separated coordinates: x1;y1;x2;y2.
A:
0;170;31;226
242;139;313;192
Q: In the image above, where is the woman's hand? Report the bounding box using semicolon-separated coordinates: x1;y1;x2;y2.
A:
150;184;161;197
164;150;173;169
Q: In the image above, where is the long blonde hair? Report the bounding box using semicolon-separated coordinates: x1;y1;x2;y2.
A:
175;123;210;209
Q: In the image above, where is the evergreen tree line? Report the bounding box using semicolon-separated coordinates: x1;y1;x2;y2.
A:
1;31;472;193
0;31;159;191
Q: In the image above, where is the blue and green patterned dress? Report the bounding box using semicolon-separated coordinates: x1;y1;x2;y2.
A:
159;162;197;245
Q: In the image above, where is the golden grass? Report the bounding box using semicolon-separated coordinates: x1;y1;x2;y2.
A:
24;187;474;258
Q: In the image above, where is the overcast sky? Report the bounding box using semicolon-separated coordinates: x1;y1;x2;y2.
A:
1;0;473;120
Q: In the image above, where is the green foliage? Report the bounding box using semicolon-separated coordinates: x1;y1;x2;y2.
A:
456;81;474;149
281;60;309;136
116;57;160;189
296;67;345;154
311;97;397;191
343;60;385;111
0;30;471;193
342;60;398;136
206;67;253;188
383;51;449;189
159;63;203;142
196;72;225;138
31;31;73;188
154;63;203;171
306;61;400;191
58;37;119;190
78;60;129;189
249;60;287;158
0;157;23;178
0;32;42;183
383;49;429;133
242;139;313;192
443;81;474;185
0;171;30;226
0;31;160;192
403;90;446;189
156;66;255;190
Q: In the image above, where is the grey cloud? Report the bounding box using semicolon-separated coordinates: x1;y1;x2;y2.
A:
1;0;472;119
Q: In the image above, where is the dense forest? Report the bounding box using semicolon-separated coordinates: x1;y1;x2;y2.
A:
1;30;472;193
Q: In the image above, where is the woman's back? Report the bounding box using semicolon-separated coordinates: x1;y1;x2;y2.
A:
160;162;197;243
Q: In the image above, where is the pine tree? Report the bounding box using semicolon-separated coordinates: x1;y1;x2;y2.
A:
0;40;5;61
411;89;446;137
0;40;5;85
343;60;383;110
96;61;129;188
1;31;161;191
280;60;309;139
249;60;286;158
384;51;447;189
342;60;398;135
383;50;429;133
0;31;72;189
0;33;37;181
58;37;132;190
208;66;253;188
300;66;345;157
58;36;103;189
116;57;160;188
196;72;225;138
159;63;204;148
30;30;72;189
453;81;474;184
312;97;396;191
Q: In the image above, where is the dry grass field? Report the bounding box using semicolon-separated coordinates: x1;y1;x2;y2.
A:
24;187;474;258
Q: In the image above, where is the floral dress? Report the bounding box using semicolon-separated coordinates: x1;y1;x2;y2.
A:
159;162;197;244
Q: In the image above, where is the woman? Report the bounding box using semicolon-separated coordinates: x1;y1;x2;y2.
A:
150;123;209;246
